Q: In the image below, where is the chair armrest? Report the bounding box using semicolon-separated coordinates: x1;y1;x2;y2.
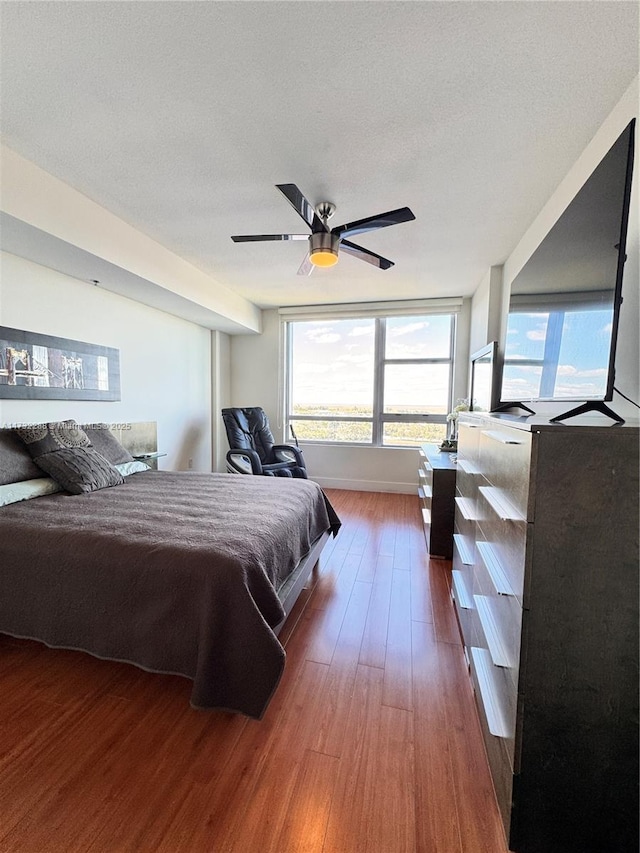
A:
226;449;263;475
273;444;306;468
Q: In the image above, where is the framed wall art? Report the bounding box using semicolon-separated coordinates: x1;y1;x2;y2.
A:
0;326;121;401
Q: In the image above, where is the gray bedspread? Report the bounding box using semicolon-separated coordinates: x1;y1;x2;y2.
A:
0;471;340;718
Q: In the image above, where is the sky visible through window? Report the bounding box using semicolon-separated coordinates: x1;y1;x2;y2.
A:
290;315;452;412
503;308;613;400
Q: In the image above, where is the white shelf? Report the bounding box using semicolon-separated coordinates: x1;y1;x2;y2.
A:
474;595;514;668
452;570;473;610
471;647;512;739
421;507;431;525
478;486;524;522
455;496;477;522
453;533;474;566
476;540;514;596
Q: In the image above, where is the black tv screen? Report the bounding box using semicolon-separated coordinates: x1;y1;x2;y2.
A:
500;119;635;418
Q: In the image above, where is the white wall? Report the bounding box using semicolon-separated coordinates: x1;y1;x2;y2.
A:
1;145;261;334
470;265;503;355
211;330;231;472
230;303;472;494
0;251;212;471
497;77;639;420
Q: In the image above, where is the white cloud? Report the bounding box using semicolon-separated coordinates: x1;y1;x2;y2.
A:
348;326;373;337
388;321;429;337
306;330;341;344
557;365;607;378
526;328;547;341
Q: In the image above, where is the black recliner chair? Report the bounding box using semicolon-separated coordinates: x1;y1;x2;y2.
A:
221;407;307;478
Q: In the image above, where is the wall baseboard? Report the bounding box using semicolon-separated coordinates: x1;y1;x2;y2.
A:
310;476;417;495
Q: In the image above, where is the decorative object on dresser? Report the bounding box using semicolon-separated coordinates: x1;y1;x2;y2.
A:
0;326;120;401
452;412;638;853
418;443;456;559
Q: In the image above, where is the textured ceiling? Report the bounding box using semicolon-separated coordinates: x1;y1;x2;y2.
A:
1;1;638;309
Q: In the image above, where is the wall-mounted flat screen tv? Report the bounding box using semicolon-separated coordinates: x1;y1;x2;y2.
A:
499;119;635;423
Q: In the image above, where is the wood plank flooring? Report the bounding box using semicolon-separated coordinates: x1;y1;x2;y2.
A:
0;490;508;853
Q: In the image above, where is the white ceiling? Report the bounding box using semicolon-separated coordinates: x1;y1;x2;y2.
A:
1;1;638;310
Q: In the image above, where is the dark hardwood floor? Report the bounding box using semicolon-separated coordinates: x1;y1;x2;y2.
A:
0;489;508;853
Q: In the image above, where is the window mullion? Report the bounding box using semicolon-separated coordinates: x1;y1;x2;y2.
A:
372;318;385;446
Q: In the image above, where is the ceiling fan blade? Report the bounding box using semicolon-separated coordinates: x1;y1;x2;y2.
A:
231;234;309;242
297;252;314;276
333;206;415;240
340;239;394;270
276;184;328;233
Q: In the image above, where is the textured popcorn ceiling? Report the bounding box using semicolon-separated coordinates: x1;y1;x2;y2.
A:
1;1;638;309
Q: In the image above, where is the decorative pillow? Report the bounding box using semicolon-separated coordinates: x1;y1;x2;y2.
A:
14;420;91;459
0;477;62;507
34;447;124;495
0;429;44;485
115;460;150;476
82;424;134;465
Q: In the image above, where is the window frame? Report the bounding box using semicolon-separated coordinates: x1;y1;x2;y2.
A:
284;311;456;448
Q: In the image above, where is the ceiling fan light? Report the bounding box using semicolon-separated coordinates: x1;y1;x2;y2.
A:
310;249;339;267
309;231;340;267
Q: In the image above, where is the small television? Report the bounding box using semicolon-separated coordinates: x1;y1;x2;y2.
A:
499;118;635;423
469;342;499;412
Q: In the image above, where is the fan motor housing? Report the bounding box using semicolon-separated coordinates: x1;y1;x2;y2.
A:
309;231;340;267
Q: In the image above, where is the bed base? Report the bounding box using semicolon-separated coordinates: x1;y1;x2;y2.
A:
274;530;329;636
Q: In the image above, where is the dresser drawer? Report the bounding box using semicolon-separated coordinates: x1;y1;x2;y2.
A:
476;501;527;602
458;418;483;465
454;462;479;505
478;427;532;520
468;630;518;768
469;647;514;836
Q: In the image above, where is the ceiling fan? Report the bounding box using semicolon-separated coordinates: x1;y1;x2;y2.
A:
231;183;415;275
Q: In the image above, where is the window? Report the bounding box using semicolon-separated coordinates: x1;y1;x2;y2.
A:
286;313;455;447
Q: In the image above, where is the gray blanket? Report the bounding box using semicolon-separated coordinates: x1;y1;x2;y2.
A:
0;471;339;718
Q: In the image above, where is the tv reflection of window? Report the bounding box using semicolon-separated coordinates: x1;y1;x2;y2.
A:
502;291;614;402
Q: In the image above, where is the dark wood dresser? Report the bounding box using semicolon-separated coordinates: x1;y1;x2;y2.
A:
452;413;639;853
418;443;456;559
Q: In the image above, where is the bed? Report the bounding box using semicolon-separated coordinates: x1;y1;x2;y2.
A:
0;426;340;719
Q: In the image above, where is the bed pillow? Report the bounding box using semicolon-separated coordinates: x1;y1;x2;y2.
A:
0;477;62;507
115;460;150;476
34;447;124;495
14;420;91;459
0;429;44;485
83;424;134;465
